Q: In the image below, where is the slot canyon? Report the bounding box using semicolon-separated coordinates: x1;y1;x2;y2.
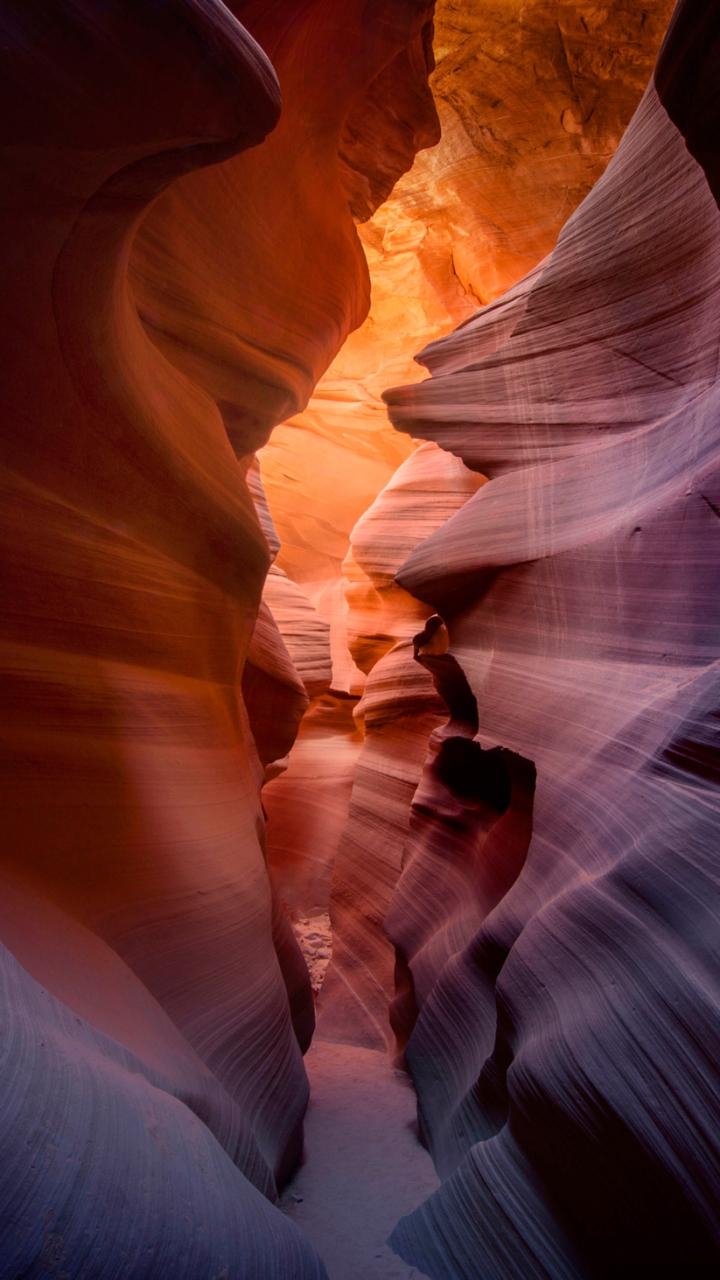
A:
1;0;719;1276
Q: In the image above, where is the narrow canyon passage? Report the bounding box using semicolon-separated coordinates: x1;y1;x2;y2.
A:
2;3;719;1279
280;1041;439;1280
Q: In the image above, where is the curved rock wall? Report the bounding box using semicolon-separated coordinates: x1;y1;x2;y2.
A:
4;1;712;1275
318;444;482;1048
132;0;440;455
0;2;439;1275
259;6;676;1055
0;4;318;1271
382;4;720;1274
261;0;675;609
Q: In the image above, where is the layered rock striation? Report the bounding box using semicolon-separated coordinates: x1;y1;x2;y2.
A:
3;1;715;1276
0;3;319;1271
382;3;720;1274
260;6;677;1061
0;1;439;1275
318;444;483;1048
261;0;675;616
133;0;440;457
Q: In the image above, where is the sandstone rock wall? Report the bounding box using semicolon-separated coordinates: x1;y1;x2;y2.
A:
318;444;483;1048
260;5;676;1049
382;4;720;1272
261;0;675;609
0;2;438;1274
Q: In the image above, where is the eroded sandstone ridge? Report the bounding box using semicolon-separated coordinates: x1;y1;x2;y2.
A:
261;0;675;628
381;2;720;1273
3;0;717;1276
0;2;438;1275
260;0;677;1044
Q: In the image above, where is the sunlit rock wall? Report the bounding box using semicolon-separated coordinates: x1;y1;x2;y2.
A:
383;3;720;1274
0;1;439;1275
318;444;483;1047
133;1;439;456
260;3;675;1000
260;568;350;926
261;0;674;607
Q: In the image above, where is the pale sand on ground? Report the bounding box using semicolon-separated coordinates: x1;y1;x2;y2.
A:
280;1039;438;1279
291;911;333;993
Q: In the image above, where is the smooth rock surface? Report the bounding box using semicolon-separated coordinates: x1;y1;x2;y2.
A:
261;0;674;621
319;445;481;1049
382;5;720;1274
133;0;439;454
0;1;440;1274
281;1040;439;1280
260;6;677;1068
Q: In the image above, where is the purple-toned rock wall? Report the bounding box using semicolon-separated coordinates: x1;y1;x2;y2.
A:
383;4;720;1273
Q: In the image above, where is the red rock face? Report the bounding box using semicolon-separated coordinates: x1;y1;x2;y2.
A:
256;6;674;1015
318;444;483;1048
132;0;439;454
260;0;675;612
3;1;717;1275
0;2;439;1275
382;4;720;1273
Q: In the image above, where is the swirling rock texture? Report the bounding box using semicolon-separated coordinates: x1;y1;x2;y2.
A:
344;442;485;673
259;3;675;1050
132;1;440;456
318;444;483;1048
260;0;675;596
381;3;720;1275
260;573;350;920
0;1;440;1276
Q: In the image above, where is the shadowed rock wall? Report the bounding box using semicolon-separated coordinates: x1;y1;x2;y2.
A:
382;3;720;1273
0;2;438;1275
260;0;675;611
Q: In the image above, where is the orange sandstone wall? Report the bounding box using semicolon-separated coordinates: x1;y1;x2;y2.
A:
0;2;439;1275
261;0;674;602
265;0;674;1053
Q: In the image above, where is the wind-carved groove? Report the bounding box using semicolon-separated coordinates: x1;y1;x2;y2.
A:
387;614;537;1122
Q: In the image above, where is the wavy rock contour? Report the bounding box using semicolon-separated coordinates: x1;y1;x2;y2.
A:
383;3;720;1274
0;1;439;1274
